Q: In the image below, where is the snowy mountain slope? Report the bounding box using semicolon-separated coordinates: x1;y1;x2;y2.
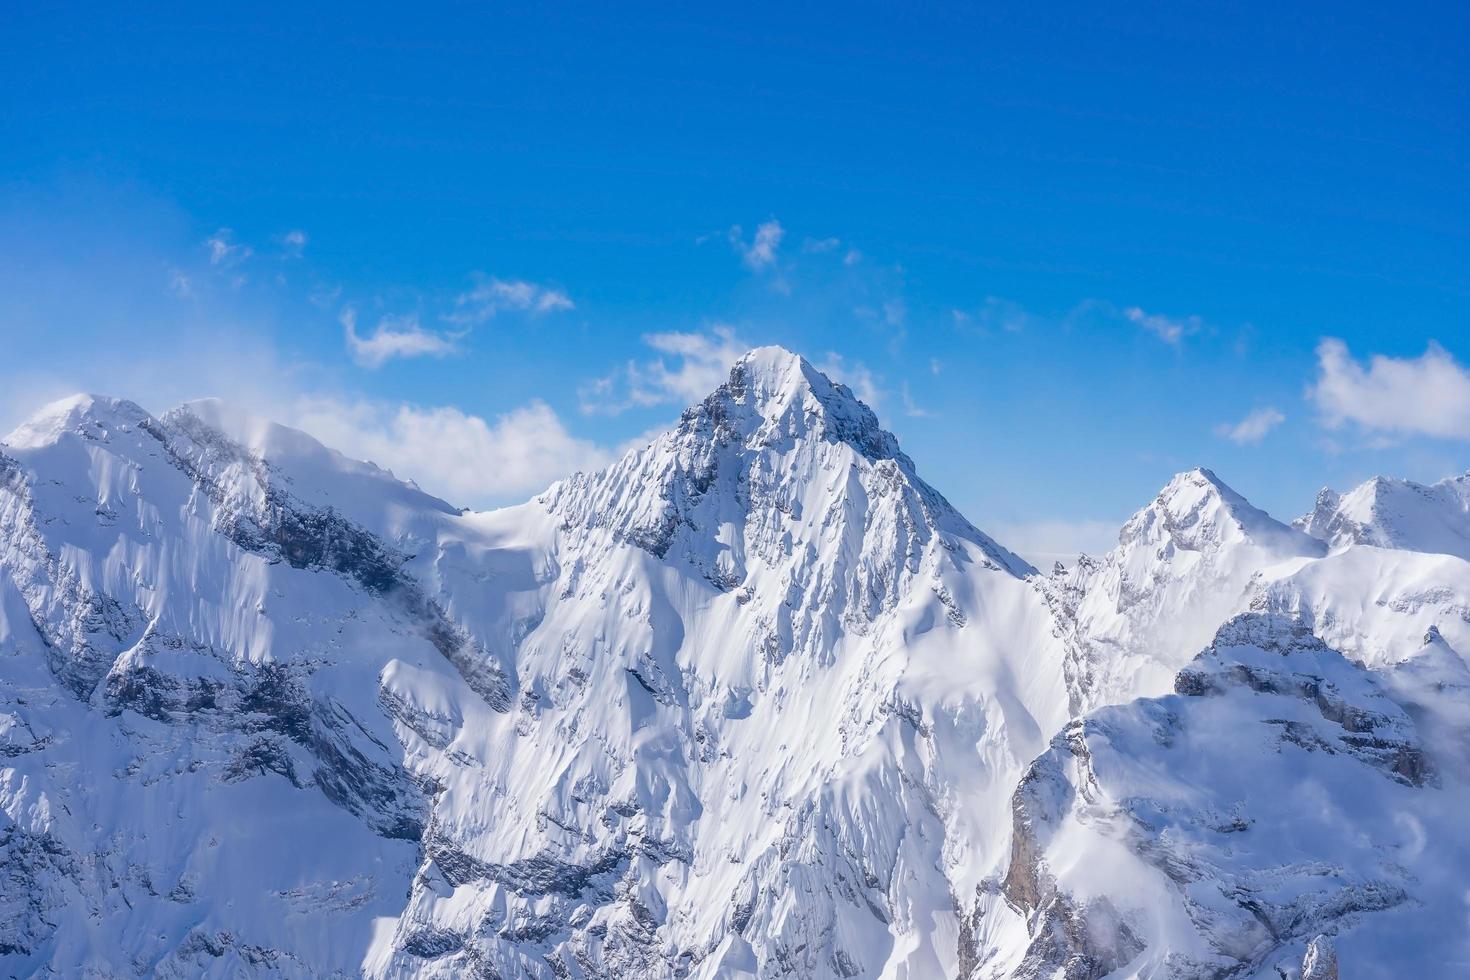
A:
1;352;1468;979
1295;472;1470;561
0;395;447;976
1045;467;1470;720
375;348;1070;979
0;354;1071;979
1045;469;1326;715
999;613;1470;979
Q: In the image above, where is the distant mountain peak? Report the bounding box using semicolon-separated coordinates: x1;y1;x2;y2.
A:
700;345;905;464
1294;471;1470;561
1124;467;1324;557
2;393;156;450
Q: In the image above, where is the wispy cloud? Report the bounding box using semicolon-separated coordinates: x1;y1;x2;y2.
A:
957;297;1214;346
952;297;1039;335
342;309;460;368
900;382;930;418
205;228;252;267
280;229;307;259
447;275;574;325
1310;337;1470;439
1125;305;1203;345
730;219;784;271
167;267;192;297
582;326;748;414
1214;407;1285;445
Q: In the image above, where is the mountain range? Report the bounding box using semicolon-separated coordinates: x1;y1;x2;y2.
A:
2;347;1467;979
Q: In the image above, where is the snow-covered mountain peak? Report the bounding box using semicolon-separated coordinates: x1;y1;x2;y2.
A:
0;393;462;633
1127;467;1323;556
542;347;1031;585
5;393;449;513
2;392;156;451
1199;608;1334;659
1294;471;1470;561
697;344;905;463
164;398;458;522
1051;471;1326;715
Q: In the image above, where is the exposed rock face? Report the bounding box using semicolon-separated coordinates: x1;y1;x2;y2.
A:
1300;935;1338;980
998;613;1469;979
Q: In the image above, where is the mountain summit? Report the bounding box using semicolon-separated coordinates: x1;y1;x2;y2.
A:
1295;471;1470;561
543;346;1033;595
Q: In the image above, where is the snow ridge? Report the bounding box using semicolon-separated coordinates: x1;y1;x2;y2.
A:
1295;471;1470;561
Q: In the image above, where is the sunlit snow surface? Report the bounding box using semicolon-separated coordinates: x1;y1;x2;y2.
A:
1;351;1467;978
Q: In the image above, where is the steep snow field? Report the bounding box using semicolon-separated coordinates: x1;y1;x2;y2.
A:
1;348;1467;978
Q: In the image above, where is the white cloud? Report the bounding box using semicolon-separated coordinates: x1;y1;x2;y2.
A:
802;236;841;253
1214;407;1285;445
0;318;612;508
281;229;307;258
731;219;784;270
291;396;611;506
816;353;883;409
1310;337;1470;439
447;276;574;325
582;326;748;414
342;309;460;368
640;327;749;403
205;228;252;267
1125;305;1203;345
994;519;1121;570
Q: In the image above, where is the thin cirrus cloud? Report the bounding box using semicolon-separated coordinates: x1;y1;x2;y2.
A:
1125;305;1204;345
446;275;574;325
342;276;571;368
952;297;1039;335
280;229;308;258
342;309;461;369
900;382;930;418
1309;337;1470;439
204;228;253;267
1214;407;1286;445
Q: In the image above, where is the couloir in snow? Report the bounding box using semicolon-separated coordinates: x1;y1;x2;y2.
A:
2;347;1467;978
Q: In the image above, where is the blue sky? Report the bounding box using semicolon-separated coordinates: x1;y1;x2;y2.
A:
2;3;1467;562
